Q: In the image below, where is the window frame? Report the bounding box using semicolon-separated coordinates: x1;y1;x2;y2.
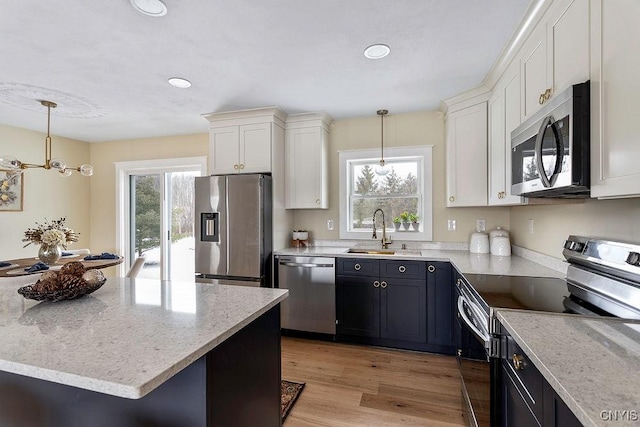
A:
339;146;433;242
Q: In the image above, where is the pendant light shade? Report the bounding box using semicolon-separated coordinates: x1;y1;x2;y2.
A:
375;109;389;176
0;100;94;177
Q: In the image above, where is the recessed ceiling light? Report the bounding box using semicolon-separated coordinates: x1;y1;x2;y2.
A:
130;0;167;17
364;44;391;59
168;77;191;88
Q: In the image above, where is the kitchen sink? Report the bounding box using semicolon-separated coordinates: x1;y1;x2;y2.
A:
347;249;396;255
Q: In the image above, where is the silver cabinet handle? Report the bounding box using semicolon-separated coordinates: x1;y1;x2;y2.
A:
239;164;245;169
398;265;406;273
354;263;361;271
380;281;388;288
428;265;436;273
373;280;380;288
316;199;320;204
233;164;239;170
280;262;334;268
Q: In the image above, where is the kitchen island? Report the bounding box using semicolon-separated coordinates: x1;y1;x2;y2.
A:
0;277;288;427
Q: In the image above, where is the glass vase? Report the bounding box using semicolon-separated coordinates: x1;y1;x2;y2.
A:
38;243;62;265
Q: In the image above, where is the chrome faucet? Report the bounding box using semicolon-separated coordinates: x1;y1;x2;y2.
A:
372;208;392;249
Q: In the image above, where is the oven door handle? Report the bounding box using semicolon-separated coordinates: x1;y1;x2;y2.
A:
457;295;490;342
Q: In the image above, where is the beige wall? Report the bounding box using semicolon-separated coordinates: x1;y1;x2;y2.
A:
0;124;90;260
88;134;208;254
293;111;511;243
510;198;640;258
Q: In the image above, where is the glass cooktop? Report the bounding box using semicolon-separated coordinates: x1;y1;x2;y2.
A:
464;274;571;314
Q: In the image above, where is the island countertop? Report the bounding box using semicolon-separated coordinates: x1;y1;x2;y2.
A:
0;278;288;399
497;310;640;427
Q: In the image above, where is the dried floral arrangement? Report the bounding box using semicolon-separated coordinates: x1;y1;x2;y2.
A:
23;217;79;248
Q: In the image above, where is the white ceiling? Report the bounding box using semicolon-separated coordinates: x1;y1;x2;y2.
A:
0;0;530;143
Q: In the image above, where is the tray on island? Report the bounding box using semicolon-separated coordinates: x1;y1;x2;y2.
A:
18;278;106;302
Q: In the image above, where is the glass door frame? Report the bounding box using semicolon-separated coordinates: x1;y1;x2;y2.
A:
115;157;207;278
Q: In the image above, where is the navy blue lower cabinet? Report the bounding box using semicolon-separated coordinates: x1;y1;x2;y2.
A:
501;362;542;427
426;262;454;354
543;382;582;427
337;258;455;354
336;274;380;338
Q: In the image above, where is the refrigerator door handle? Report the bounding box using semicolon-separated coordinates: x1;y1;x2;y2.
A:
225;176;230;275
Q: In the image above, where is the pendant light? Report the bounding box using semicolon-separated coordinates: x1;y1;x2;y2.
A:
375;109;389;176
0;100;94;177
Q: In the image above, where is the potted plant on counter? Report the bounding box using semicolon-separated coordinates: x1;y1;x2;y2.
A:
409;213;420;231
393;216;402;231
400;211;411;230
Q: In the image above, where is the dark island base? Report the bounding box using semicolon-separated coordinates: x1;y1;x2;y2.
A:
0;306;281;427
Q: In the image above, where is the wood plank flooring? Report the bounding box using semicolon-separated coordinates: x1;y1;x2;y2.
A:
281;337;466;426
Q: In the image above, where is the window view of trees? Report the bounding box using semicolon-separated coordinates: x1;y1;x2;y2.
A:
350;160;421;230
133;173;196;257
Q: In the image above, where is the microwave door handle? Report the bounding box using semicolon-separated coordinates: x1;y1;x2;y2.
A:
457;296;490;342
547;121;563;186
534;115;554;188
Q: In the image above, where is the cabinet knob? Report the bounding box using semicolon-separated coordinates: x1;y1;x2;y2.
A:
512;354;525;371
354;263;361;271
239;164;245;169
544;88;552;101
234;164;239;170
398;265;406;273
428;265;436;273
457;349;463;357
316;199;320;204
449;196;455;202
539;93;545;105
373;280;380;288
456;278;462;287
380;281;388;288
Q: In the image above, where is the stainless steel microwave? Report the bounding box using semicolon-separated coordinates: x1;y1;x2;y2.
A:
511;81;590;198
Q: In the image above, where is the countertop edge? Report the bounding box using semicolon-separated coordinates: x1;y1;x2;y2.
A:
0;290;289;399
496;310;597;427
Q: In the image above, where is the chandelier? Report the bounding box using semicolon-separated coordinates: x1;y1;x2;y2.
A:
0;100;93;177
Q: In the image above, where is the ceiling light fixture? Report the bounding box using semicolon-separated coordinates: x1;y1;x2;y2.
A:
364;44;391;59
0;100;94;177
129;0;168;17
168;77;192;88
375;109;389;176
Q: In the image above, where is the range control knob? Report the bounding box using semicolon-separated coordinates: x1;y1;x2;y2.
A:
626;252;640;267
563;240;584;252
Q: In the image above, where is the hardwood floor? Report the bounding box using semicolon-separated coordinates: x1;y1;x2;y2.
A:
281;337;466;426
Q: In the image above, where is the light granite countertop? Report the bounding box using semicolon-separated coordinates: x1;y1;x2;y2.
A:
275;246;565;278
498;310;640;427
0;278;288;399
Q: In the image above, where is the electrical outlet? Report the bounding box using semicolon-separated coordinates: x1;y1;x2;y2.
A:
477;219;486;232
447;219;457;231
528;219;534;234
327;219;334;231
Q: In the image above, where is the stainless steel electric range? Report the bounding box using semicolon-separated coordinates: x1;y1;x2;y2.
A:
455;235;640;427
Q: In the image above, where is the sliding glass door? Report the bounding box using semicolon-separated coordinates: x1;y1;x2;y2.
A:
116;157;207;281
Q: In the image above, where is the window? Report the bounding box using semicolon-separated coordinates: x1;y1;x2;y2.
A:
339;146;433;241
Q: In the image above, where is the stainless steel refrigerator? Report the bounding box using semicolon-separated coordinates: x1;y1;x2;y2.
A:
194;174;272;287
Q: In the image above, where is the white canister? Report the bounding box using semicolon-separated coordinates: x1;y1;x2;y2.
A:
489;227;510;246
469;232;490;254
491;236;511;256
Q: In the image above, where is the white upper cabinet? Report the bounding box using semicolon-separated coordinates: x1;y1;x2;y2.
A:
547;0;590;94
284;113;332;209
446;100;488;207
590;0;640;198
203;107;286;175
520;0;589;122
520;23;549;122
488;62;526;206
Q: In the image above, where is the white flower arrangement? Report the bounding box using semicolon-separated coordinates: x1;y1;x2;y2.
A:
23;217;79;248
41;229;67;246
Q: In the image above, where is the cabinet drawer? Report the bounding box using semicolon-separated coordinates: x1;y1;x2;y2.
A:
337;258;379;277
380;260;426;280
502;335;544;422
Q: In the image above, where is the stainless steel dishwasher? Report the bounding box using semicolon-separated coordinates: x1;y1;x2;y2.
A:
276;256;336;335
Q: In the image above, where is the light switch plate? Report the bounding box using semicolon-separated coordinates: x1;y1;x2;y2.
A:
477;219;486;232
528;218;534;234
327;219;334;231
447;219;456;231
